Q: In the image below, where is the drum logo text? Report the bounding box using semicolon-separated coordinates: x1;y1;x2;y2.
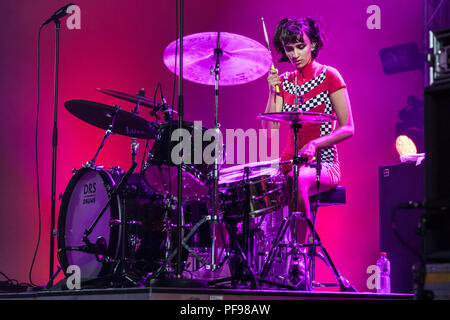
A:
83;183;96;204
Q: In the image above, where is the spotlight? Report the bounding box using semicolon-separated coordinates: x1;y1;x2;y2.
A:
395;135;417;156
395;96;424;153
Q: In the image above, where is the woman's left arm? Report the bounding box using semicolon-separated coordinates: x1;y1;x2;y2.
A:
299;88;354;158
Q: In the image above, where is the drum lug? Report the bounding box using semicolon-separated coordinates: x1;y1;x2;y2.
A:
58;192;63;201
110;219;121;227
72;167;77;174
109;219;143;227
111;166;123;175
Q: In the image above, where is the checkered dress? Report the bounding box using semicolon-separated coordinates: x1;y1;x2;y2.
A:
279;61;346;183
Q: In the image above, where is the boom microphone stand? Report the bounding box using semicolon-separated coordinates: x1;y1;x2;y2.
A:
176;0;184;280
40;2;74;289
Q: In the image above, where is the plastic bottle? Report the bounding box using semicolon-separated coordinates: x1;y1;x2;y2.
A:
376;252;391;294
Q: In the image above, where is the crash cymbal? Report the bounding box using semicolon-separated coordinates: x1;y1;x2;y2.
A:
96;88;177;114
163;32;272;86
257;112;336;124
64;99;158;139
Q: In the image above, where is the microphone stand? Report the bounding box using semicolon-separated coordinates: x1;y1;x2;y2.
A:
176;0;184;279
149;0;206;288
209;31;222;272
48;18;61;288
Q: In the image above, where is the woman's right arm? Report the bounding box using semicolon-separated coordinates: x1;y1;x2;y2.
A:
261;68;283;130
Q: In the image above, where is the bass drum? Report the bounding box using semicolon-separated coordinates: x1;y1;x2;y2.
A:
57;167;167;282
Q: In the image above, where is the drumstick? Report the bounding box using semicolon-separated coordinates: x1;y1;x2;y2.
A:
261;17;280;95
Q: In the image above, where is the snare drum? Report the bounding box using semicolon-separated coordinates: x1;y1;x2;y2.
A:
218;161;286;220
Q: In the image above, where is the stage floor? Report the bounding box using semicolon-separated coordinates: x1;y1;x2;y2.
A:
0;286;414;300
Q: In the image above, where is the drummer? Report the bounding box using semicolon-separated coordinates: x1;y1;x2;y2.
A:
262;17;354;244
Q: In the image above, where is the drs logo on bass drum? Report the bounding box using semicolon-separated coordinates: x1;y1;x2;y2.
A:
83;182;96;205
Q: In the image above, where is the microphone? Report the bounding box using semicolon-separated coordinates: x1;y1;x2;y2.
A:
41;3;75;27
61;236;108;262
160;89;171;121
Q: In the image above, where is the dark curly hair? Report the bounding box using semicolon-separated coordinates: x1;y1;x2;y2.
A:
273;17;324;62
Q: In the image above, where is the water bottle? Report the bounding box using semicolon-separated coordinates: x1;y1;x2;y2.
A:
376;252;391;294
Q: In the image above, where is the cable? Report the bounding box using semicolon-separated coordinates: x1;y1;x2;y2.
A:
29;26;44;288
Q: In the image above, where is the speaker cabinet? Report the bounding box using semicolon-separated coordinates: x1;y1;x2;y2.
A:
424;83;450;262
379;162;424;293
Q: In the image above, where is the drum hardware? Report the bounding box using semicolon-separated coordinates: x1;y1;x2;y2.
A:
96;87;177;116
256;112;355;291
142;120;214;200
129;89;145;173
209;166;260;289
61;236;109;263
208;31;222;273
84;105;120;169
160;30;272;283
146;194;185;280
64;99;159;140
96;87;175;172
152;212;228;277
255;113;329;290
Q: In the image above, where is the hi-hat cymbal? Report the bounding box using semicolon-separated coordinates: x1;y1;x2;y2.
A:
163;32;272;86
257;112;337;124
64;99;159;139
96;88;177;114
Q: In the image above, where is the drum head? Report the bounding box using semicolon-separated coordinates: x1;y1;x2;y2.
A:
144;164;210;200
57;168;121;281
219;161;279;187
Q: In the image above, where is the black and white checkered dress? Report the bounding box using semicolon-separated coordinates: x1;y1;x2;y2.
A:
279;61;346;185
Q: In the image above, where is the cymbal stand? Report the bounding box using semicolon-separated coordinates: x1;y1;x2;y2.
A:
206;31;222;272
150;195;178;279
151;208;229;279
208;166;258;289
84;105;120;169
258;123;310;290
130;89;146;173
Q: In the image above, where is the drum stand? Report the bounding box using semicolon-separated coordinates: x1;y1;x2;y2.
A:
258;123;356;291
208;166;259;289
257;123;308;290
161;31;227;276
84;105;120;169
206;31;223;273
130;89;145;172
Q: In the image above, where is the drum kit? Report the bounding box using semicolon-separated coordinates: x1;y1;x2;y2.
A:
55;31;348;291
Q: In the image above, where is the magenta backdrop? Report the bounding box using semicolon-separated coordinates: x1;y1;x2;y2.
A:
0;0;423;291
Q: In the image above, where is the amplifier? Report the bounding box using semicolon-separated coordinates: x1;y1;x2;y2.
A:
379;161;424;293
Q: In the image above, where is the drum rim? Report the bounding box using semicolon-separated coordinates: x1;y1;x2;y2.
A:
142;163;210;198
219;173;278;189
57;167;122;279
